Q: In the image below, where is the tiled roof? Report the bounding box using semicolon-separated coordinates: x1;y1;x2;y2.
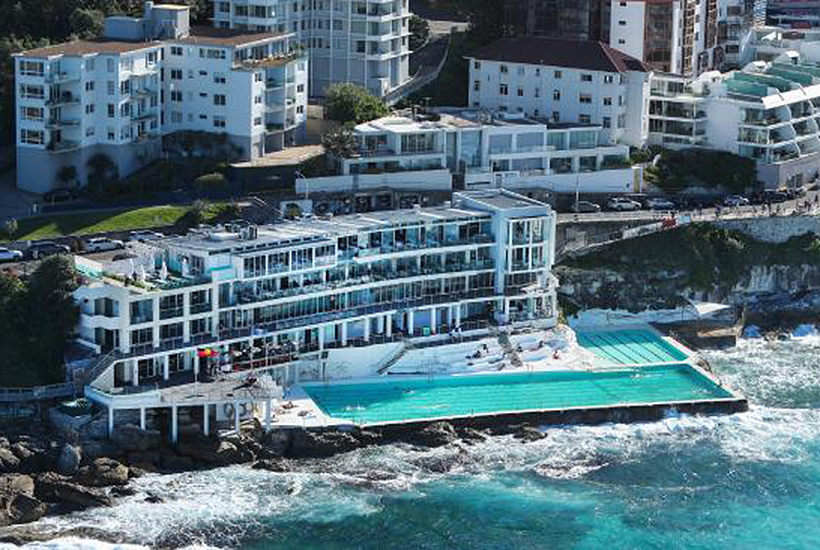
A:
173;26;286;47
18;38;161;58
469;37;650;73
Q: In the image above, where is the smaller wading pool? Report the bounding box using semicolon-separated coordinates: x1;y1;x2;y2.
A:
302;364;732;426
576;329;689;365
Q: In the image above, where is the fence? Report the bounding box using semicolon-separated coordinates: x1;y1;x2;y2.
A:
0;382;78;403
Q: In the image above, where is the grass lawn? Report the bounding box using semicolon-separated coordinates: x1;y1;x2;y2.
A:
5;203;228;242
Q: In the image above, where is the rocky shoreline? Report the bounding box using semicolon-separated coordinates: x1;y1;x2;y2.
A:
0;417;548;544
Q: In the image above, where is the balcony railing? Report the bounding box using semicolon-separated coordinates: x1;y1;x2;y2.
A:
45;93;79;106
46;140;80;152
159;307;184;320
190;302;213;314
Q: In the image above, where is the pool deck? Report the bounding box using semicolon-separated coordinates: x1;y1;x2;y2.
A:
265;325;747;431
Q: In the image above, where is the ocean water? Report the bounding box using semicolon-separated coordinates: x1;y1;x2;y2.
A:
6;336;820;549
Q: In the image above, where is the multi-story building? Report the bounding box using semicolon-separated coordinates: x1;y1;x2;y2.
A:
648;54;820;187
466;38;651;148
14;3;308;193
69;189;558;437
766;0;820;29
505;0;611;42
740;26;820;66
303;108;637;194
211;0;412;98
712;0;757;69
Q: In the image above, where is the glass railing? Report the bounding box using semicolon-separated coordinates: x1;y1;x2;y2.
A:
190;303;213;314
159;307;184;320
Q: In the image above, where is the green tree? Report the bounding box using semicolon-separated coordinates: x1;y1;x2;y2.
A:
324;83;389;124
321;127;357;159
409;15;430;50
1;218;18;240
178;199;210;228
68;8;105;38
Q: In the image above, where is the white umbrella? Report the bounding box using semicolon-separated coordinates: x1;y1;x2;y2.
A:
137;264;147;282
128;259;136;279
181;256;190;278
159;259;168;281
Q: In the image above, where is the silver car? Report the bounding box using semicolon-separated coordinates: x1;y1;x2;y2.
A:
0;247;23;262
84;237;125;252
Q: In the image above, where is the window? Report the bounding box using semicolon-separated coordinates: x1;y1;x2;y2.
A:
604;75;614;84
170;90;182;102
296;105;304;113
499;84;508;96
85;126;95;137
147;52;157;65
554;70;562;79
474;61;481;70
579;114;591;124
553;90;560;101
603;97;612;106
218;1;230;11
85;104;95;114
170;111;182;123
21;106;43;121
213;116;226;128
619;20;626;25
603;116;611;128
254;95;262;104
579;94;592;104
581;74;593;82
618;114;626;128
253;116;262;126
214;74;226;84
253;72;262;83
517;86;523;97
535;68;540;77
107;81;115;95
500;64;508;74
618;39;626;45
20;129;43;144
199;48;226;60
86;59;95;71
19;60;44;76
170;69;182;80
107;128;115;140
473;80;480;92
170;46;183;56
85;81;94;92
107;104;115;117
19;85;43;99
213;94;226;106
107;59;114;72
297;84;305;93
517;66;525;76
534;87;540;98
552;111;559;121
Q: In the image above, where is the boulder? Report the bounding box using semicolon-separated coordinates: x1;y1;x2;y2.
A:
56;444;81;476
407;422;459;448
513;426;546;442
0;475;35;497
288;430;362;458
458;427;491;443
111;425;162;453
176;436;254;466
80;439;122;461
0;448;20;474
251;458;291;473
34;473;113;510
74;458;129;487
260;430;292;456
6;494;46;525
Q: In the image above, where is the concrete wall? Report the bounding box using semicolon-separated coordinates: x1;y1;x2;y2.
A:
757;150;820;189
297;169;453;193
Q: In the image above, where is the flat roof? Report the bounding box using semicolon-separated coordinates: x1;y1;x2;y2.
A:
18;38;162;58
356;109;603;134
173;26;288;48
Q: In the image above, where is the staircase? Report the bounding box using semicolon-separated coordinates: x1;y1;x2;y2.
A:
75;350;118;388
377;339;414;374
247;195;282;224
496;330;524;369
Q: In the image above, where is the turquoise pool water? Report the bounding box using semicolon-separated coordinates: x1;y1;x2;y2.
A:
303;365;732;425
576;329;689;365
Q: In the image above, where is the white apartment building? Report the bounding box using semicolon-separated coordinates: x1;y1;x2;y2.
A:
14;3;308;193
212;0;412;98
303;108;637;194
466;37;651;148
740;26;820;66
649;54;820;187
68;189;558;438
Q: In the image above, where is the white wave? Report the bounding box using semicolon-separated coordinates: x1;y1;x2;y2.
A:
0;539;148;550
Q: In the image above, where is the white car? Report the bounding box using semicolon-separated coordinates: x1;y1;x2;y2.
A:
723;195;750;207
84;237;125;253
0;247;23;262
607;197;642;211
129;230;164;242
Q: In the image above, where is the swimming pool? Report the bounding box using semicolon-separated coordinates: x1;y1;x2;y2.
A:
576;328;689;365
302;364;732;425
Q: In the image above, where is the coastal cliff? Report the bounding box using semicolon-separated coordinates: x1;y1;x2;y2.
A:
557;223;820;328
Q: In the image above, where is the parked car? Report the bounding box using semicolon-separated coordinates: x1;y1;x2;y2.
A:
723;195;750;207
645;197;677;211
84;237;125;253
28;241;70;259
42;188;76;203
570;200;602;213
129;230;164;242
759;190;789;204
0;247;23;262
606;197;642;211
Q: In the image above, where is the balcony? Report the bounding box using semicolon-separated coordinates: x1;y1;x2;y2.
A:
190;302;213;315
46;139;80;152
159;307;184;320
45;118;80;129
45;93;79;107
265;79;283;89
45;72;78;84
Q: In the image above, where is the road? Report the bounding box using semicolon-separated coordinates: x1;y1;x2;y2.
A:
0;249;128;276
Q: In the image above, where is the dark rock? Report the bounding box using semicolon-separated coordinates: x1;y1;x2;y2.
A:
111;425;162;453
80;439;122;461
35;473;113;510
128;466;146;479
176;435;253;466
7;494;46;524
161;454;196;472
288;430;361;458
0;448;21;473
251;458;291;473
407;422;459;448
513;426;546;442
412;449;472;474
143;493;164;504
56;444;81;476
110;485;137;498
260;430;291;456
74;458;129;487
458;427;491;443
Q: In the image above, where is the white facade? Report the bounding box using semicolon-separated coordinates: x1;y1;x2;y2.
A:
14;3;308;193
649;55;820;188
71;189;558;413
466;40;651;148
212;0;412;97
